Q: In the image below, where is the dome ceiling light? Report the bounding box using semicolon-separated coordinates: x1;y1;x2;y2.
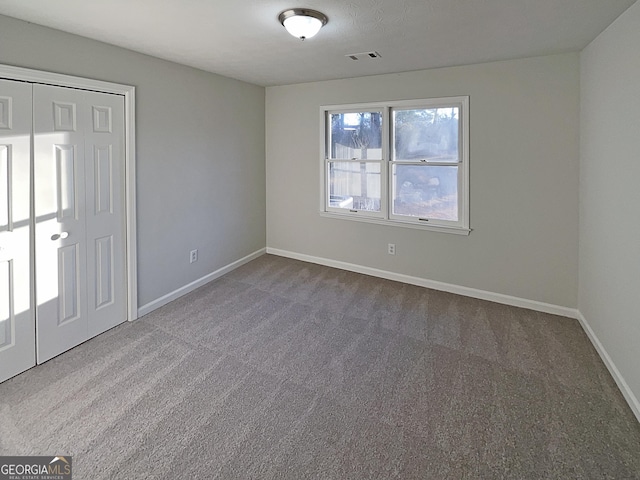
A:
278;8;328;41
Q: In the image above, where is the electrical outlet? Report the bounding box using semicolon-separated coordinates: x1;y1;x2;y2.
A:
388;243;396;255
190;249;198;263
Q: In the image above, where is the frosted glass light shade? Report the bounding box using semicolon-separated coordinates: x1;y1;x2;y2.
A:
284;16;322;39
279;9;328;40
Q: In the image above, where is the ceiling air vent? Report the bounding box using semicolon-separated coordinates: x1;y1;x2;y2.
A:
345;51;381;60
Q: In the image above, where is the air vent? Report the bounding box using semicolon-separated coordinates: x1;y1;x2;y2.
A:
345;51;381;61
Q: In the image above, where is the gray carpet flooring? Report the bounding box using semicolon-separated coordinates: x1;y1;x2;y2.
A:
1;254;639;479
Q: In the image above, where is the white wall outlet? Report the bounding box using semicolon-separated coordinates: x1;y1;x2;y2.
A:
388;243;396;255
190;249;198;263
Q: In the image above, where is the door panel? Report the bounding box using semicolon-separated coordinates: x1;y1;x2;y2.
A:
0;260;12;348
95;235;114;309
58;243;81;324
34;85;88;363
55;144;79;220
94;145;113;215
0;145;11;229
84;91;125;337
0;79;35;383
34;84;126;363
53;102;77;132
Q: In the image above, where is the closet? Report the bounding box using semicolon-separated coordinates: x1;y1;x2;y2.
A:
0;77;127;383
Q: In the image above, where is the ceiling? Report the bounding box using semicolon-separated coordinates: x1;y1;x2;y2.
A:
0;0;636;86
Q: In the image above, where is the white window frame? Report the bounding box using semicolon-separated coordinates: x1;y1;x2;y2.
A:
320;96;470;235
324;107;386;219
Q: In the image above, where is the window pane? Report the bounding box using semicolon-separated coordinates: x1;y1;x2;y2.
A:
393;107;459;162
329;112;382;160
392;164;458;221
329;161;381;212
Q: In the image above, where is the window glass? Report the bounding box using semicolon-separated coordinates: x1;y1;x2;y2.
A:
329;161;381;212
391;165;458;221
329;112;383;160
392;107;459;162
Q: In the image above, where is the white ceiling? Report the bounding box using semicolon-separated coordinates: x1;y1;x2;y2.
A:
0;0;636;86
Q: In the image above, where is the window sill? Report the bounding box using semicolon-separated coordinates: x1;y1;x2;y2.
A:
319;211;471;235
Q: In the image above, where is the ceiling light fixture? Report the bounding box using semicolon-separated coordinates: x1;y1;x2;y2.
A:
279;8;328;40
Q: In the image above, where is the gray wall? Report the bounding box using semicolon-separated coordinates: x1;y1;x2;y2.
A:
266;54;580;308
0;14;266;308
580;2;640;412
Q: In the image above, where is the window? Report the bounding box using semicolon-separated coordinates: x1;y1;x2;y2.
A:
326;110;383;215
321;97;469;234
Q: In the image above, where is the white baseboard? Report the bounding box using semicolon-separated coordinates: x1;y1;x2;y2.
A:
266;247;578;319
137;248;266;317
577;311;640;424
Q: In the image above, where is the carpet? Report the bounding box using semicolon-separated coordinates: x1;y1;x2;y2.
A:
1;254;639;479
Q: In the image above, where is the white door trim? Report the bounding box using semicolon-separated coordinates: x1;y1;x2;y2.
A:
0;63;138;322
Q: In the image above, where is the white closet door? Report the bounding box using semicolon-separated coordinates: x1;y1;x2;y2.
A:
0;79;35;383
34;84;126;363
84;90;126;338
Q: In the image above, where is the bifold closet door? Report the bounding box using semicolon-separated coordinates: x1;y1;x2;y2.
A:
0;79;35;383
34;84;126;364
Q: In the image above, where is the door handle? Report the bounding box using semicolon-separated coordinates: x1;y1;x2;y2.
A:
51;232;69;241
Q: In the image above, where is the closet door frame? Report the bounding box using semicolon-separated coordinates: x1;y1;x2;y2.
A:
0;63;138;322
